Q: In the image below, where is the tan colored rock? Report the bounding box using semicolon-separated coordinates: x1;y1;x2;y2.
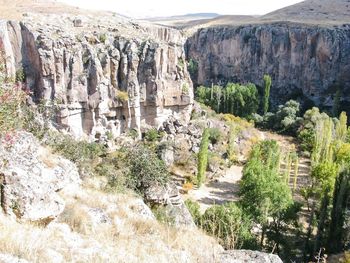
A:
0;13;194;140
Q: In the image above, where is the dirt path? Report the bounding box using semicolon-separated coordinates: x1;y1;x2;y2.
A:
184;165;243;213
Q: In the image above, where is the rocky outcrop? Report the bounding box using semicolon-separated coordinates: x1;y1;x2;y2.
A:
0;132;81;223
144;182;195;227
219;250;283;263
0;254;30;263
0;13;193;140
186;23;350;112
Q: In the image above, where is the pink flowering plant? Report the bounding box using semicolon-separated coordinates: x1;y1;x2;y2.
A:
0;49;29;139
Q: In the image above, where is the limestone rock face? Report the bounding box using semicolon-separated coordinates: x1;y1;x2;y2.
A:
186;23;350;112
0;13;193;139
0;132;81;223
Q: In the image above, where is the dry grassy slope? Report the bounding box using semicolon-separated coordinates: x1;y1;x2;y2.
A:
262;0;350;25
155;0;350;31
0;0;119;20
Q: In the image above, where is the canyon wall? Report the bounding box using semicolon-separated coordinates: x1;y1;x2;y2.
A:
186;23;350;112
0;14;193;140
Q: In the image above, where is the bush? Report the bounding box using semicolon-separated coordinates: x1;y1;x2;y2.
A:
201;202;256;249
127;145;170;194
0;85;28;135
115;90;129;102
184;199;202;225
188;59;198;77
208;128;222;144
44;131;106;176
144;128;159;142
297;128;315;152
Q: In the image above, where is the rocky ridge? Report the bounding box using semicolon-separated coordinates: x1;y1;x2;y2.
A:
0;12;193;140
186;22;350;113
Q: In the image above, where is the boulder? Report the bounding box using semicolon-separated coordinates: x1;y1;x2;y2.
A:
144;183;195;227
0;132;81;223
0;254;30;263
219;250;283;263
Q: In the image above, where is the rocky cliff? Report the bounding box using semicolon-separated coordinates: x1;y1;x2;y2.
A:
0;13;193;139
186;23;350;112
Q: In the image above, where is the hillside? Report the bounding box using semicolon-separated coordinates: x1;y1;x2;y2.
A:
159;0;350;30
263;0;350;25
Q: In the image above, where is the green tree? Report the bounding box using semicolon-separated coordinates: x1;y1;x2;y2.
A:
335;112;348;142
239;140;293;247
194;82;259;118
127;145;170;194
263;74;272;115
197;128;210;187
332;88;341;117
311;162;339;253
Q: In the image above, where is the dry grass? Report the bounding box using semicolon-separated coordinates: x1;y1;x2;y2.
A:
0;177;222;262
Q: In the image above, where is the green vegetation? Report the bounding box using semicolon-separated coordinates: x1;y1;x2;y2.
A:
263;74;271;115
185;200;257;250
144;128;159;142
0;85;27;135
187;59;198;77
181;82;190;95
197;128;210;187
98;33;107;43
253;100;302;134
201;203;256;249
127;144;170;194
208;127;222;144
44;131;106;176
115;90;129;102
196;82;259;118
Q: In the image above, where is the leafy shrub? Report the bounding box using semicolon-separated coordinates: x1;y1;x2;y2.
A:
115;90;129;102
15;68;26;82
297;128;315;152
187;59;198;77
127;145;170;194
181;83;190;95
144;128;159;142
220;113;252;129
255;100;302;134
0;84;28;135
201;202;256;249
151;205;175;225
177;57;184;70
208;128;222;144
127;129;139;139
44;131;106;176
99;33;107;43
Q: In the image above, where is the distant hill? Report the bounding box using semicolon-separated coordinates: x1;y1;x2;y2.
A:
155;0;350;30
262;0;350;25
141;13;221;27
0;0;126;20
146;13;220;22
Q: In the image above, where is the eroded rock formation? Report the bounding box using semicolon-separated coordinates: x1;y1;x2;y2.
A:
0;13;193;139
186;23;350;112
0;132;81;223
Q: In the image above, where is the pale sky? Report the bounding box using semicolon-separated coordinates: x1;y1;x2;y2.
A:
60;0;304;18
